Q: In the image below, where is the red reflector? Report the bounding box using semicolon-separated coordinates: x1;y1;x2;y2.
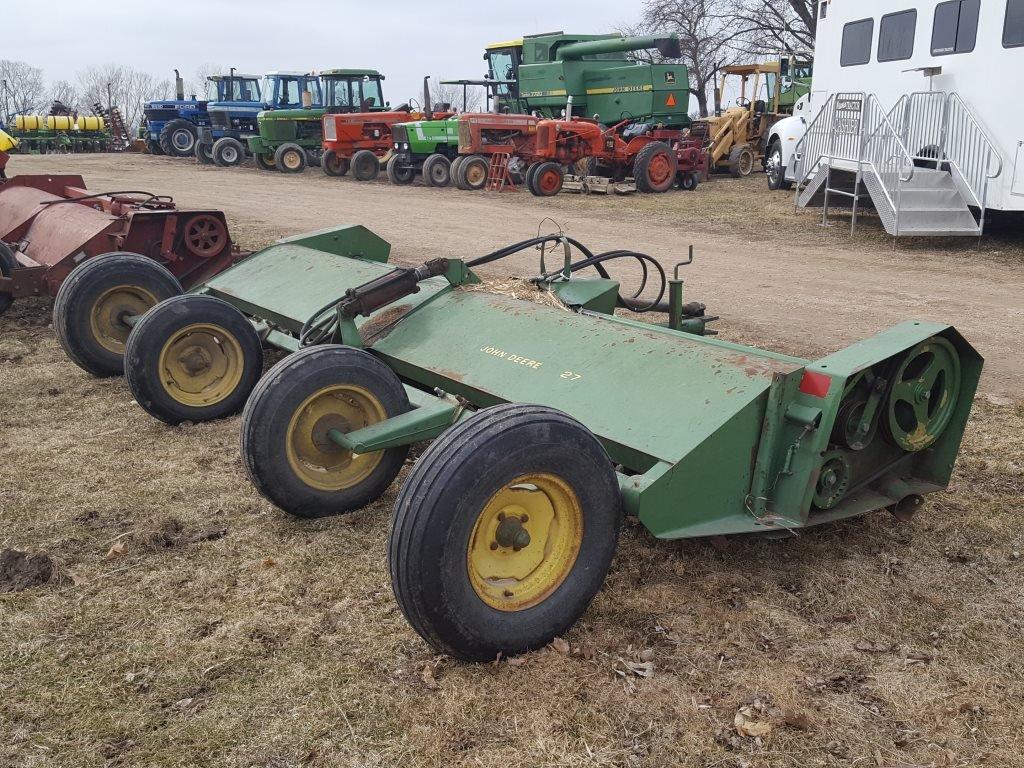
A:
799;370;832;398
666;93;677;107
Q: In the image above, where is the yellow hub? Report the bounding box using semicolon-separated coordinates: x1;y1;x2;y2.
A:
465;162;487;186
89;284;157;354
157;323;244;407
467;473;583;612
286;384;386;491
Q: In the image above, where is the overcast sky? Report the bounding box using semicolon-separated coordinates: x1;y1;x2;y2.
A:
5;1;638;105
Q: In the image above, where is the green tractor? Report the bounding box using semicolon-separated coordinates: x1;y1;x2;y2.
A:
386;79;513;187
247;69;388;173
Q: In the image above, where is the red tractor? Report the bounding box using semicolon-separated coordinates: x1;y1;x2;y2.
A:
453;113;707;196
321;110;452;182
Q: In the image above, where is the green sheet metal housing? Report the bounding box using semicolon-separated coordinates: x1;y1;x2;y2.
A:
196;226;982;539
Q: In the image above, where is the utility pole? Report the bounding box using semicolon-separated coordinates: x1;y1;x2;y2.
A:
1;80;10;125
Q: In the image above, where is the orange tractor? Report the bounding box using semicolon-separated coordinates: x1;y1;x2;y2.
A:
321;108;453;182
454;113;707;196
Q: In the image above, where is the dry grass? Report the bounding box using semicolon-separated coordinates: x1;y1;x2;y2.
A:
2;278;1023;767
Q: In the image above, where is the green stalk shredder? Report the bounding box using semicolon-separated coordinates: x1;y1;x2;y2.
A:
76;224;980;661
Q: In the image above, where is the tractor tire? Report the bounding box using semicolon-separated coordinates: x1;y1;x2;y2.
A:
633;141;678;193
527;162;564;197
240;345;411;519
388;403;623;662
148;140;165;156
456;155;489;191
321;149;350;177
213;137;246;167
449;156;467;188
159;119;198;157
195;141;215;164
422;153;452;187
255;153;276;172
274;143;307;173
765;142;792;191
728;144;756;178
54;253;183;377
386;155;416;185
351;150;381;181
0;242;18;316
679;172;700;192
125;294;264;425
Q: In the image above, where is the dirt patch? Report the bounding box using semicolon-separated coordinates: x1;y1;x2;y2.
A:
0;549;56;592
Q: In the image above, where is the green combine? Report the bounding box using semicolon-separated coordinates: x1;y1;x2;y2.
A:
113;223;981;662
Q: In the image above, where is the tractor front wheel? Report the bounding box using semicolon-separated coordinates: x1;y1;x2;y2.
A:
422;154;452;187
456;155;489;191
728;144;756;178
351;150;381;181
386;155;416;185
321;149;350;177
527;162;564;197
213;137;246;167
241;345;411;518
125;295;263;425
389;404;623;661
0;242;18;316
54;253;183;377
195;142;215;165
275;143;308;173
160;120;198;157
679;172;700;192
255;153;276;171
634;141;678;193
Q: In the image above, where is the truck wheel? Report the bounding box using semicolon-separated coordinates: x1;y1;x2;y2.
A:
386;155;416;185
241;345;411;518
389;404;623;662
422;154;452;187
528;162;564;196
255;153;276;171
728;144;756;178
0;242;17;316
765;142;792;190
321;149;350;177
634;141;678;193
195;141;215;164
213;137;246;167
274;143;307;173
125;295;263;425
54;253;183;377
351;150;381;181
456;155;489;191
159;120;198;157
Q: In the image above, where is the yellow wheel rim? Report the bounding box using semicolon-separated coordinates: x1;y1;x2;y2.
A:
467;473;583;612
157;323;245;407
89;284;158;354
465;161;487;186
282;150;302;170
286;384;386;492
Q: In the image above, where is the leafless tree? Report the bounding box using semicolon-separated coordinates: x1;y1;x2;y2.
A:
625;0;745;117
189;63;227;100
77;65;173;131
728;0;816;55
49;80;80;113
429;81;486;113
1;60;46;118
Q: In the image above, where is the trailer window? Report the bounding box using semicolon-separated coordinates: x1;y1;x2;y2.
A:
1006;0;1024;47
841;18;874;66
932;0;980;55
878;10;917;61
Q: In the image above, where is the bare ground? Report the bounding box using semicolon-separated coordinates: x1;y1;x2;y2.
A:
1;154;1023;768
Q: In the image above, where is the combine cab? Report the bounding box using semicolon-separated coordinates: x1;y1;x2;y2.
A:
0;175;241;375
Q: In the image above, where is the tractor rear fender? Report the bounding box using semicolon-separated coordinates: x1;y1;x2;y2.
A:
625;322;981;539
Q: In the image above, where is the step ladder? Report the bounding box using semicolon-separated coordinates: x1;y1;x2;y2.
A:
486;153;516;192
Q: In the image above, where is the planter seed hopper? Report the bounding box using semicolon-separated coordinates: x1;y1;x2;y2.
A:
0;175;239;375
118;225;981;661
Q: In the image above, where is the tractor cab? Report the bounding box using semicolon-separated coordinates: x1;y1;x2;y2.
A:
205;74;261;104
321;70;388;114
763;56;814;115
261;72;323;110
484;41;524;112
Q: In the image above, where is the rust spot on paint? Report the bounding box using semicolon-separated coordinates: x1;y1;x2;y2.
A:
361;303;414;345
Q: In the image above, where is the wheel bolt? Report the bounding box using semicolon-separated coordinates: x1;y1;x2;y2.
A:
503;589;514;598
497;512;506;521
490;542;498;551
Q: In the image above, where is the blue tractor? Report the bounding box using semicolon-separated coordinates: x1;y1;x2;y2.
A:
195;71;322;167
141;70;261;158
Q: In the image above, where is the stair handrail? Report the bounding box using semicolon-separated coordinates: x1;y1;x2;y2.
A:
791;92;837;202
937;92;1002;232
858;94;916;234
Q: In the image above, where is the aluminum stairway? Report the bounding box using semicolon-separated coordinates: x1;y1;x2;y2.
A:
793;92;1002;238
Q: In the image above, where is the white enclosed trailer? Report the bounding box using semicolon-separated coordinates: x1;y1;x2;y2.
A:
768;0;1024;235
